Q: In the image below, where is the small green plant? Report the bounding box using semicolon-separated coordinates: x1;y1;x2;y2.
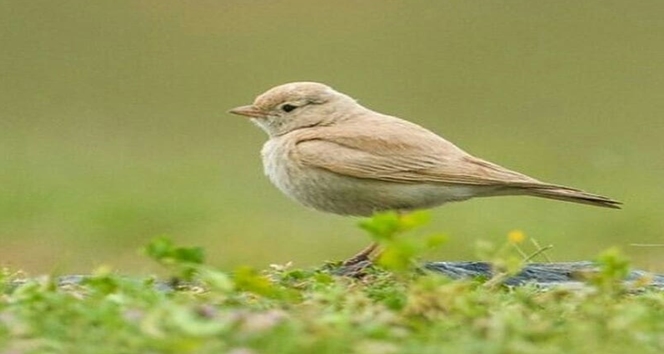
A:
358;210;446;272
144;236;205;281
588;247;631;293
474;230;554;288
232;265;301;302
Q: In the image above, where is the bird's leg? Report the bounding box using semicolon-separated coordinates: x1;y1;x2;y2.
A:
342;242;380;266
341;210;407;267
337;211;409;276
337;241;380;277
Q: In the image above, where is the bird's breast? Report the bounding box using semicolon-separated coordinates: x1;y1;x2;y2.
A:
262;138;317;204
261;139;295;192
260;138;483;216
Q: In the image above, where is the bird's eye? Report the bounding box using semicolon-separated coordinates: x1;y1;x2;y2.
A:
281;104;297;113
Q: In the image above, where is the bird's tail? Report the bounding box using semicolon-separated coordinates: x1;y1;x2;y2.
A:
525;186;621;209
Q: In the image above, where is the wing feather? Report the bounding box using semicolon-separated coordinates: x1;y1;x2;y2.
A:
293;120;558;189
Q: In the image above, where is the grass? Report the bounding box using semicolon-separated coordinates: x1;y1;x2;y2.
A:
1;213;663;354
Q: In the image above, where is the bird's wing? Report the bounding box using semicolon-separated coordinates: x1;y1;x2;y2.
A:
294;123;555;188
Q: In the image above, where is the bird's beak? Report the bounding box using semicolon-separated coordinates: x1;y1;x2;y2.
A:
228;105;267;119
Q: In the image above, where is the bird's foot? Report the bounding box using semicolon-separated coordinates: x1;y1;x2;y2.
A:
343;242;379;265
333;242;381;278
335;258;374;278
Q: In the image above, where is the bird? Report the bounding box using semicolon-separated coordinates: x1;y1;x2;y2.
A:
229;82;621;266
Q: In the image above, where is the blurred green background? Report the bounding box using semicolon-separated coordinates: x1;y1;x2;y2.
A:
1;0;662;274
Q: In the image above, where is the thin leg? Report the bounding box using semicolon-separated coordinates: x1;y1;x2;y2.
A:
342;242;380;266
338;211;409;276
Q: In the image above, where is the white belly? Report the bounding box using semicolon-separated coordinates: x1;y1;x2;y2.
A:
261;139;486;216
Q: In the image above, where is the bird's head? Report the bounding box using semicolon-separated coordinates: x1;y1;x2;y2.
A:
229;82;357;137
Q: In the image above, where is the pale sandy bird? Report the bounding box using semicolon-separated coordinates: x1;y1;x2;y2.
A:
229;82;621;265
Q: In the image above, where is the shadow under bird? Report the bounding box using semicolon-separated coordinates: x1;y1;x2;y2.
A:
229;82;621;265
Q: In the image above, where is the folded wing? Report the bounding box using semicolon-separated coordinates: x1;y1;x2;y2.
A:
294;120;621;209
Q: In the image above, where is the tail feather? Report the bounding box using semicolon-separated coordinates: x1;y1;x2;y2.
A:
526;186;622;209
